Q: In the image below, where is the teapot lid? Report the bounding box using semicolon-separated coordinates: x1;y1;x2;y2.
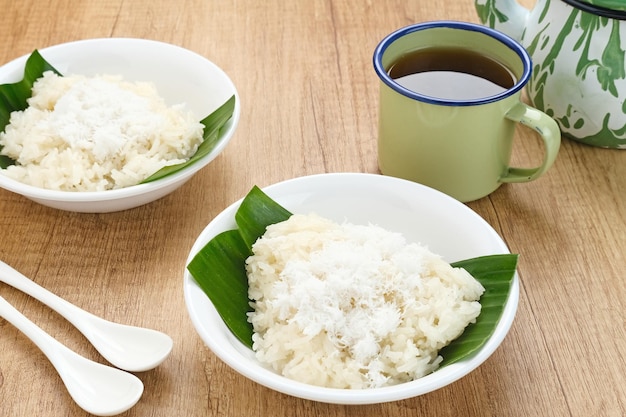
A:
563;0;626;17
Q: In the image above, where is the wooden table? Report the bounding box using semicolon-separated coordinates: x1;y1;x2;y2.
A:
1;1;625;416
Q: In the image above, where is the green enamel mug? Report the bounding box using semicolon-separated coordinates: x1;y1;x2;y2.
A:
374;21;561;203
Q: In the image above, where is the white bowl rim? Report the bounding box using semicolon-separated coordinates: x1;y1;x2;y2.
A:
0;37;241;203
183;172;520;404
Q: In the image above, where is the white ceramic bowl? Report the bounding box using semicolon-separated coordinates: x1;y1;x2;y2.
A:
0;38;240;212
184;173;519;404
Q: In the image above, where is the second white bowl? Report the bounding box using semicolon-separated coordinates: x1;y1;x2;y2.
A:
0;38;240;212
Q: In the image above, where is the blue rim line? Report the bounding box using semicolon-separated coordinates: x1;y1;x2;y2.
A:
373;20;532;107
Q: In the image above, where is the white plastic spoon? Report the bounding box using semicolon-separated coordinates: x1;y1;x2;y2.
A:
0;260;173;372
0;294;144;416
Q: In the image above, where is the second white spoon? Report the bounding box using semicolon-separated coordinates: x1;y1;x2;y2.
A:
0;260;173;372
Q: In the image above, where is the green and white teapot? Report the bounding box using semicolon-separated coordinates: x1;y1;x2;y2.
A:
476;0;626;148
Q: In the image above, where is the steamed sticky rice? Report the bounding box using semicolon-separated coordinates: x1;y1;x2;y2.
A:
0;71;204;191
245;213;485;389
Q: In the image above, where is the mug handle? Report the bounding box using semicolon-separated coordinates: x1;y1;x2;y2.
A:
500;102;561;183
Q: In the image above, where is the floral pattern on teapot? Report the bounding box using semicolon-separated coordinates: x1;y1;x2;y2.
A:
476;0;626;148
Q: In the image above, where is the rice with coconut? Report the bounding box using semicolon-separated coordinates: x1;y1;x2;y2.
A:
245;213;485;389
0;71;204;191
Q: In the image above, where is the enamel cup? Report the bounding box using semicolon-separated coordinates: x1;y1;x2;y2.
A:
373;21;561;203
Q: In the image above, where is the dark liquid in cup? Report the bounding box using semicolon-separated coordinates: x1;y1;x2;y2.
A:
387;47;517;100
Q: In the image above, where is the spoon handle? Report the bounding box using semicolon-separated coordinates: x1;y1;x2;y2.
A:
0;293;63;363
0;294;144;415
0;260;99;333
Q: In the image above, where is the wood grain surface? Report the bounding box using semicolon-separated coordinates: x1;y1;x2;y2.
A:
0;0;625;416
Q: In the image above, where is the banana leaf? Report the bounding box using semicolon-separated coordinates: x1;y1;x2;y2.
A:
187;185;518;370
440;254;518;366
141;95;235;183
0;50;61;168
189;229;254;344
187;186;292;346
0;50;235;178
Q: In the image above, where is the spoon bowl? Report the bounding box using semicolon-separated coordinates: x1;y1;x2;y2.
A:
87;319;174;372
0;294;144;416
0;260;173;372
